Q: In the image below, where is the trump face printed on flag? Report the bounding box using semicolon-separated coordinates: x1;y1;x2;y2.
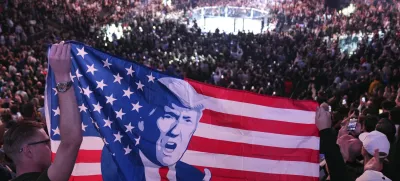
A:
141;77;205;166
152;103;203;166
101;77;211;181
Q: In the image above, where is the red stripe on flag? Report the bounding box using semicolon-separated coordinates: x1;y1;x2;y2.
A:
69;175;102;181
52;150;102;163
188;137;319;163
186;79;318;111
201;109;319;137
194;166;318;181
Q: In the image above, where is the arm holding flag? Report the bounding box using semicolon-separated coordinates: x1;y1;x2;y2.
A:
316;103;352;181
47;42;83;181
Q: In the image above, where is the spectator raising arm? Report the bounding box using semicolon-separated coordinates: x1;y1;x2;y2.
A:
47;42;82;181
316;103;352;181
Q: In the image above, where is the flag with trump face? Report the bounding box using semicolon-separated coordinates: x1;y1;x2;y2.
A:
45;41;320;181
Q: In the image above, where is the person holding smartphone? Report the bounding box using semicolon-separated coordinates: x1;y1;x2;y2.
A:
316;103;391;181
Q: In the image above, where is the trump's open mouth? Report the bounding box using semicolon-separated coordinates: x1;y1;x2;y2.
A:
164;142;177;153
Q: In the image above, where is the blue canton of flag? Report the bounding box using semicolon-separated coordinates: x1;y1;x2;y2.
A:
46;41;210;181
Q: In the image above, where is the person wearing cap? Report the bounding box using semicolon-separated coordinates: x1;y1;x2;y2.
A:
356;170;392;181
101;77;211;181
359;130;392;178
316;103;392;181
355;148;392;181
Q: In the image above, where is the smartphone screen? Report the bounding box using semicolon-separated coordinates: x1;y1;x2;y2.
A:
348;121;357;131
329;106;332;112
362;97;366;102
342;99;347;105
379;109;383;114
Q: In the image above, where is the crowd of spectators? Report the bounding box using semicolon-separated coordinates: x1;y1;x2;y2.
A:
0;0;400;180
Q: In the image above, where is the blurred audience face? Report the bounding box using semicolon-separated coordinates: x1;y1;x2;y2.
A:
23;128;52;170
376;118;396;143
361;116;379;133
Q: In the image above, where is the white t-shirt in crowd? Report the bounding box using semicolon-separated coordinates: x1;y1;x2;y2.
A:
15;25;23;34
7;19;14;28
0;35;5;45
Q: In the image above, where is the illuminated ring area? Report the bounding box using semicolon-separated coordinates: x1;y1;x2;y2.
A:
190;6;269;34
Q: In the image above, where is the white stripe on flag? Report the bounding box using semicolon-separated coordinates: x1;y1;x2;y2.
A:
57;151;320;177
195;123;320;150
181;150;320;177
51;136;104;152
199;95;316;124
72;163;102;176
51;123;319;152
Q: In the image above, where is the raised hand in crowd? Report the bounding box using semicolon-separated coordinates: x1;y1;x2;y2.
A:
364;149;383;172
2;42;82;181
316;103;331;131
47;41;82;181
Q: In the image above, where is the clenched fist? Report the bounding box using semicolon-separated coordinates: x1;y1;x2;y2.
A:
315;103;332;130
48;41;72;82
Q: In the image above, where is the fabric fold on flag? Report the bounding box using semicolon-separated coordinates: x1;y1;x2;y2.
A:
45;41;320;181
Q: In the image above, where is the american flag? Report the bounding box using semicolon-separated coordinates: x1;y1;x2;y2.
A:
45;41;320;181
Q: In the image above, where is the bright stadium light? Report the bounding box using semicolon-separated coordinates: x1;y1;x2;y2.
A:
101;23;126;42
341;4;356;16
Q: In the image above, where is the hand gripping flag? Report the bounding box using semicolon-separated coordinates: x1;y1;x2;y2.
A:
45;41;320;181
